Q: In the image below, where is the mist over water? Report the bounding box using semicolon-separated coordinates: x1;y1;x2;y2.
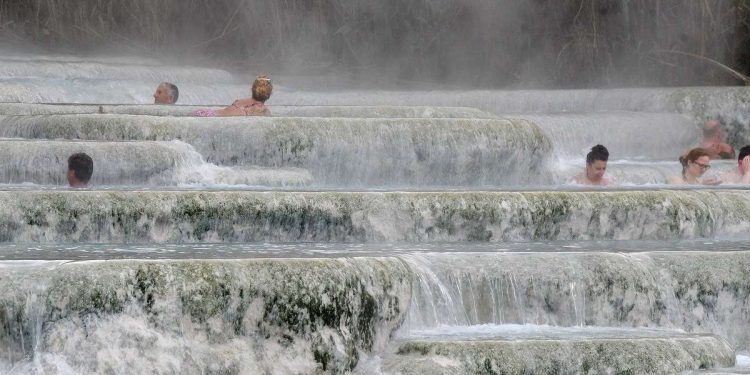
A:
1;0;748;88
1;2;750;374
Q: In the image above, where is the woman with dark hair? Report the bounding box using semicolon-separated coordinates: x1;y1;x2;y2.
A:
574;144;610;186
669;148;719;185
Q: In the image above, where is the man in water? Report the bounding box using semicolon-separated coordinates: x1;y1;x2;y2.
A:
575;144;610;186
720;145;750;184
67;153;94;188
153;82;179;104
701;119;735;159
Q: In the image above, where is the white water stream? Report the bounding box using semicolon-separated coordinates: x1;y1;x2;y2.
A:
0;52;749;374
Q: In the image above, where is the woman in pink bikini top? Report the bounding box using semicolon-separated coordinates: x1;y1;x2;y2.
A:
193;75;272;117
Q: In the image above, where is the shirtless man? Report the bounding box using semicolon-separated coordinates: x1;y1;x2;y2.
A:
575;144;610;186
153;82;179;104
701;119;735;159
720;145;750;184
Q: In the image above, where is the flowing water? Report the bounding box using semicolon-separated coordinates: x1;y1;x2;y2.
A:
1;52;750;374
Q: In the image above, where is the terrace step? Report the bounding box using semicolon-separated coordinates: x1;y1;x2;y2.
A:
380;325;735;374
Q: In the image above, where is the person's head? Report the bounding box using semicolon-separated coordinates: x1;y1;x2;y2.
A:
251;75;272;103
153;82;178;104
679;148;711;178
585;144;609;183
703;119;723;140
67;153;93;187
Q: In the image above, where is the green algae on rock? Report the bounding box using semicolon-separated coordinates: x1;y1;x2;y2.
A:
0;190;749;243
0;115;552;186
387;335;735;374
0;258;411;373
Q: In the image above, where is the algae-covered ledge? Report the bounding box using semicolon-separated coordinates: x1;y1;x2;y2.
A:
0;190;749;243
0;257;412;373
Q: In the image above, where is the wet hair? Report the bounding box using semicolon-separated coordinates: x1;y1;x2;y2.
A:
739;145;750;162
251;75;273;102
586;144;609;164
679;148;709;166
68;153;94;183
163;82;179;103
679;148;709;172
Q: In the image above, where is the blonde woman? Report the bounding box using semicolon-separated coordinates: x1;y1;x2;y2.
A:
193;75;273;117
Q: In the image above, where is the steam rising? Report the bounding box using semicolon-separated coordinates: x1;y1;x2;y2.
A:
0;0;747;87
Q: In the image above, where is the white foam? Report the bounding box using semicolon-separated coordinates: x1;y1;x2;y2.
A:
399;323;692;341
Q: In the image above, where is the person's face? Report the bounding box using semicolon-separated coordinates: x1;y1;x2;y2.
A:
153;84;173;104
687;156;711;178
586;160;607;183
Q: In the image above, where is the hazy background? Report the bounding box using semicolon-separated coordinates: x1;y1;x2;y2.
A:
1;0;749;88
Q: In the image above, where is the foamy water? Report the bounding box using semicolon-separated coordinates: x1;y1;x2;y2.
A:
0;52;749;374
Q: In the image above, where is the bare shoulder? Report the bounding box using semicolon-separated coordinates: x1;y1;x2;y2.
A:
218;105;244;117
667;175;684;185
719;171;741;184
573;173;586;184
231;98;255;108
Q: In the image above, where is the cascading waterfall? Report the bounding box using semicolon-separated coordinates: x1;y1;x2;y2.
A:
0;139;311;187
0;51;749;374
0;115;552;186
0;190;747;243
274;87;750;147
0;103;495;119
400;251;750;349
0;139;195;186
513;112;700;159
0;258;411;374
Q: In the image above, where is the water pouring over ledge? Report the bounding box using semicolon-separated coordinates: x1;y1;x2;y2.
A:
1;52;750;374
1;248;749;373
